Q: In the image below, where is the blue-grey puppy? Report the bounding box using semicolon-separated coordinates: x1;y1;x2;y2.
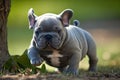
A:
27;8;98;75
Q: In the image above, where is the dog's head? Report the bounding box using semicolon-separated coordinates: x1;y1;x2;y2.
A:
28;8;73;50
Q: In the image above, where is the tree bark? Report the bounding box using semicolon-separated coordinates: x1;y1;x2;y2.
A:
0;0;11;69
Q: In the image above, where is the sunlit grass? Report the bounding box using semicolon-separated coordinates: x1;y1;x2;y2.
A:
8;27;32;55
8;0;120;28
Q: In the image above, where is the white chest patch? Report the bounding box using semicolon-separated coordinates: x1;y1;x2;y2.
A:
47;50;63;67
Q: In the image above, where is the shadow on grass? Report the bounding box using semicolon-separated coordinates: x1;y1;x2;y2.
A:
79;65;120;79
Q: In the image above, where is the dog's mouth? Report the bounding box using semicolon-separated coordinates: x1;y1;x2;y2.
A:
44;43;55;50
45;41;60;50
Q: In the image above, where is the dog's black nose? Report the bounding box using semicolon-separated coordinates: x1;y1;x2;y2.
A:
45;34;52;41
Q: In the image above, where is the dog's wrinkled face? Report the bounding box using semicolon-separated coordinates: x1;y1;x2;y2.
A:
34;15;64;49
28;8;73;50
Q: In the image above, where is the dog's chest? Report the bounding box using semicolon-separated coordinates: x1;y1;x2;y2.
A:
40;50;69;67
47;50;63;67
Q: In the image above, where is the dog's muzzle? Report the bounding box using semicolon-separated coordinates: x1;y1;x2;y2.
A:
35;33;61;50
44;34;53;46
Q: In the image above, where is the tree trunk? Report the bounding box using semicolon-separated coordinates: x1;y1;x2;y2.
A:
0;0;11;69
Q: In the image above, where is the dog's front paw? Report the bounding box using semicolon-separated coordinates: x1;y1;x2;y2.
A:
64;67;79;75
30;58;43;66
88;66;97;72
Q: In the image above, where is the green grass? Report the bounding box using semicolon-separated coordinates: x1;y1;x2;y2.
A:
8;27;32;55
8;0;120;28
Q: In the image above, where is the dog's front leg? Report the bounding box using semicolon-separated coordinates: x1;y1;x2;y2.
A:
27;47;43;66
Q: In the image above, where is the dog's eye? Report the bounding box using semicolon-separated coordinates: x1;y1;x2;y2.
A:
54;26;61;33
35;30;39;36
58;29;61;33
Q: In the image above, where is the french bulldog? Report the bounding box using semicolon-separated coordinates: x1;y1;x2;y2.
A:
27;8;98;75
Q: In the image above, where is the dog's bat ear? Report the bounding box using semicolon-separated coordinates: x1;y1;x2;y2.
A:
28;8;37;29
59;9;73;27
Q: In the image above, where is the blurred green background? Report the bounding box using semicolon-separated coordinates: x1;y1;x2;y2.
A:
7;0;120;70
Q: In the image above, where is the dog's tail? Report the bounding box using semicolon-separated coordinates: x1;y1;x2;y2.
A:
73;20;80;27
